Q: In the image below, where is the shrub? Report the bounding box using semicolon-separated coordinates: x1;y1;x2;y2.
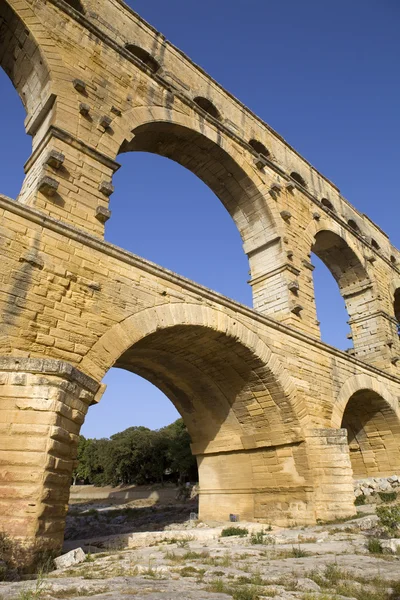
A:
354;494;366;506
367;538;383;554
378;492;397;503
290;546;309;558
221;526;248;538
376;505;400;533
250;529;274;545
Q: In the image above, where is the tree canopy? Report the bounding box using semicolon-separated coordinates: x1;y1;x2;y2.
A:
73;419;197;486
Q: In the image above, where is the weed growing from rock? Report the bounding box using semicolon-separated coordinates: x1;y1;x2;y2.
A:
221;527;249;538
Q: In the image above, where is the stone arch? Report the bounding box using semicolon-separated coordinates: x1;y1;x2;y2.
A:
81;303;304;428
305;217;375;350
80;303;310;522
0;0;51;116
390;278;400;323
105;104;282;308
332;375;400;477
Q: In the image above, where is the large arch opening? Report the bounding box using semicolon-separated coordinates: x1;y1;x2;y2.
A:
311;230;371;351
341;389;400;478
113;121;277;307
77;308;310;526
0;0;49;116
0;1;41;197
107;152;252;305
394;288;400;333
312;254;351;349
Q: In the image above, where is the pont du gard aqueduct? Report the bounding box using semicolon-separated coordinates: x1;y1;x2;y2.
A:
1;0;400;563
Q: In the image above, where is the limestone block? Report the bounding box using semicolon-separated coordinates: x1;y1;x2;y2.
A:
54;548;86;570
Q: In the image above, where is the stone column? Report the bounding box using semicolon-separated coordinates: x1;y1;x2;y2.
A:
306;428;356;522
0;357;102;566
18;125;120;237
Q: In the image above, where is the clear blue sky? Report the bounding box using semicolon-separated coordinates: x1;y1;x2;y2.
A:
1;0;399;438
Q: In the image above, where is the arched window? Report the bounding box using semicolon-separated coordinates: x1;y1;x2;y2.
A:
370;238;380;251
394;289;400;323
312;230;370;350
249;139;270;158
125;44;160;73
113;122;253;306
65;0;85;13
0;3;35;198
193;97;221;120
321;198;335;212
348;219;360;233
391;255;397;265
341;390;400;477
290;171;307;187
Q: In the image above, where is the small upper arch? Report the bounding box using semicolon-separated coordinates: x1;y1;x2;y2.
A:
290;171;307;188
64;0;85;13
125;44;160;73
193;97;221;120
320;197;335;212
249;139;270;158
347;218;361;234
370;238;380;251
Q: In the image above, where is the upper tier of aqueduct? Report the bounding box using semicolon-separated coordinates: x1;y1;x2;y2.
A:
1;0;400;562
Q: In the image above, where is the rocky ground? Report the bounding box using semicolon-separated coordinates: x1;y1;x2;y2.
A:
2;479;400;600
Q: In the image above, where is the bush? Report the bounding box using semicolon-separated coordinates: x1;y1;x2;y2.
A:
378;491;397;503
221;526;248;538
367;538;383;554
354;494;366;506
376;505;400;533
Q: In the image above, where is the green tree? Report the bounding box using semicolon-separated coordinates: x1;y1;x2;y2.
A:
72;419;198;487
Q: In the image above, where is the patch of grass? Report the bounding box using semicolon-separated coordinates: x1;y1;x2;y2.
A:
249;529;275;545
15;571;47;599
205;553;232;567
83;509;99;518
47;587;109;597
221;526;249;538
286;545;309;558
298;535;317;543
368;538;383;554
316;513;363;525
183;550;209;560
206;578;261;600
378;492;397;503
180;566;205;578
176;534;195;548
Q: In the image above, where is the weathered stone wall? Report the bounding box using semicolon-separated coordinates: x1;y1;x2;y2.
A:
0;0;400;563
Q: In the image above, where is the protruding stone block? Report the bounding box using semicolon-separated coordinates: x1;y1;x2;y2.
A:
73;79;86;94
99;115;112;129
291;303;303;315
99;181;114;196
254;154;268;170
95;206;111;223
79;102;90;116
280;210;292;221
270;182;282;194
38;176;59;197
45;150;65;169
